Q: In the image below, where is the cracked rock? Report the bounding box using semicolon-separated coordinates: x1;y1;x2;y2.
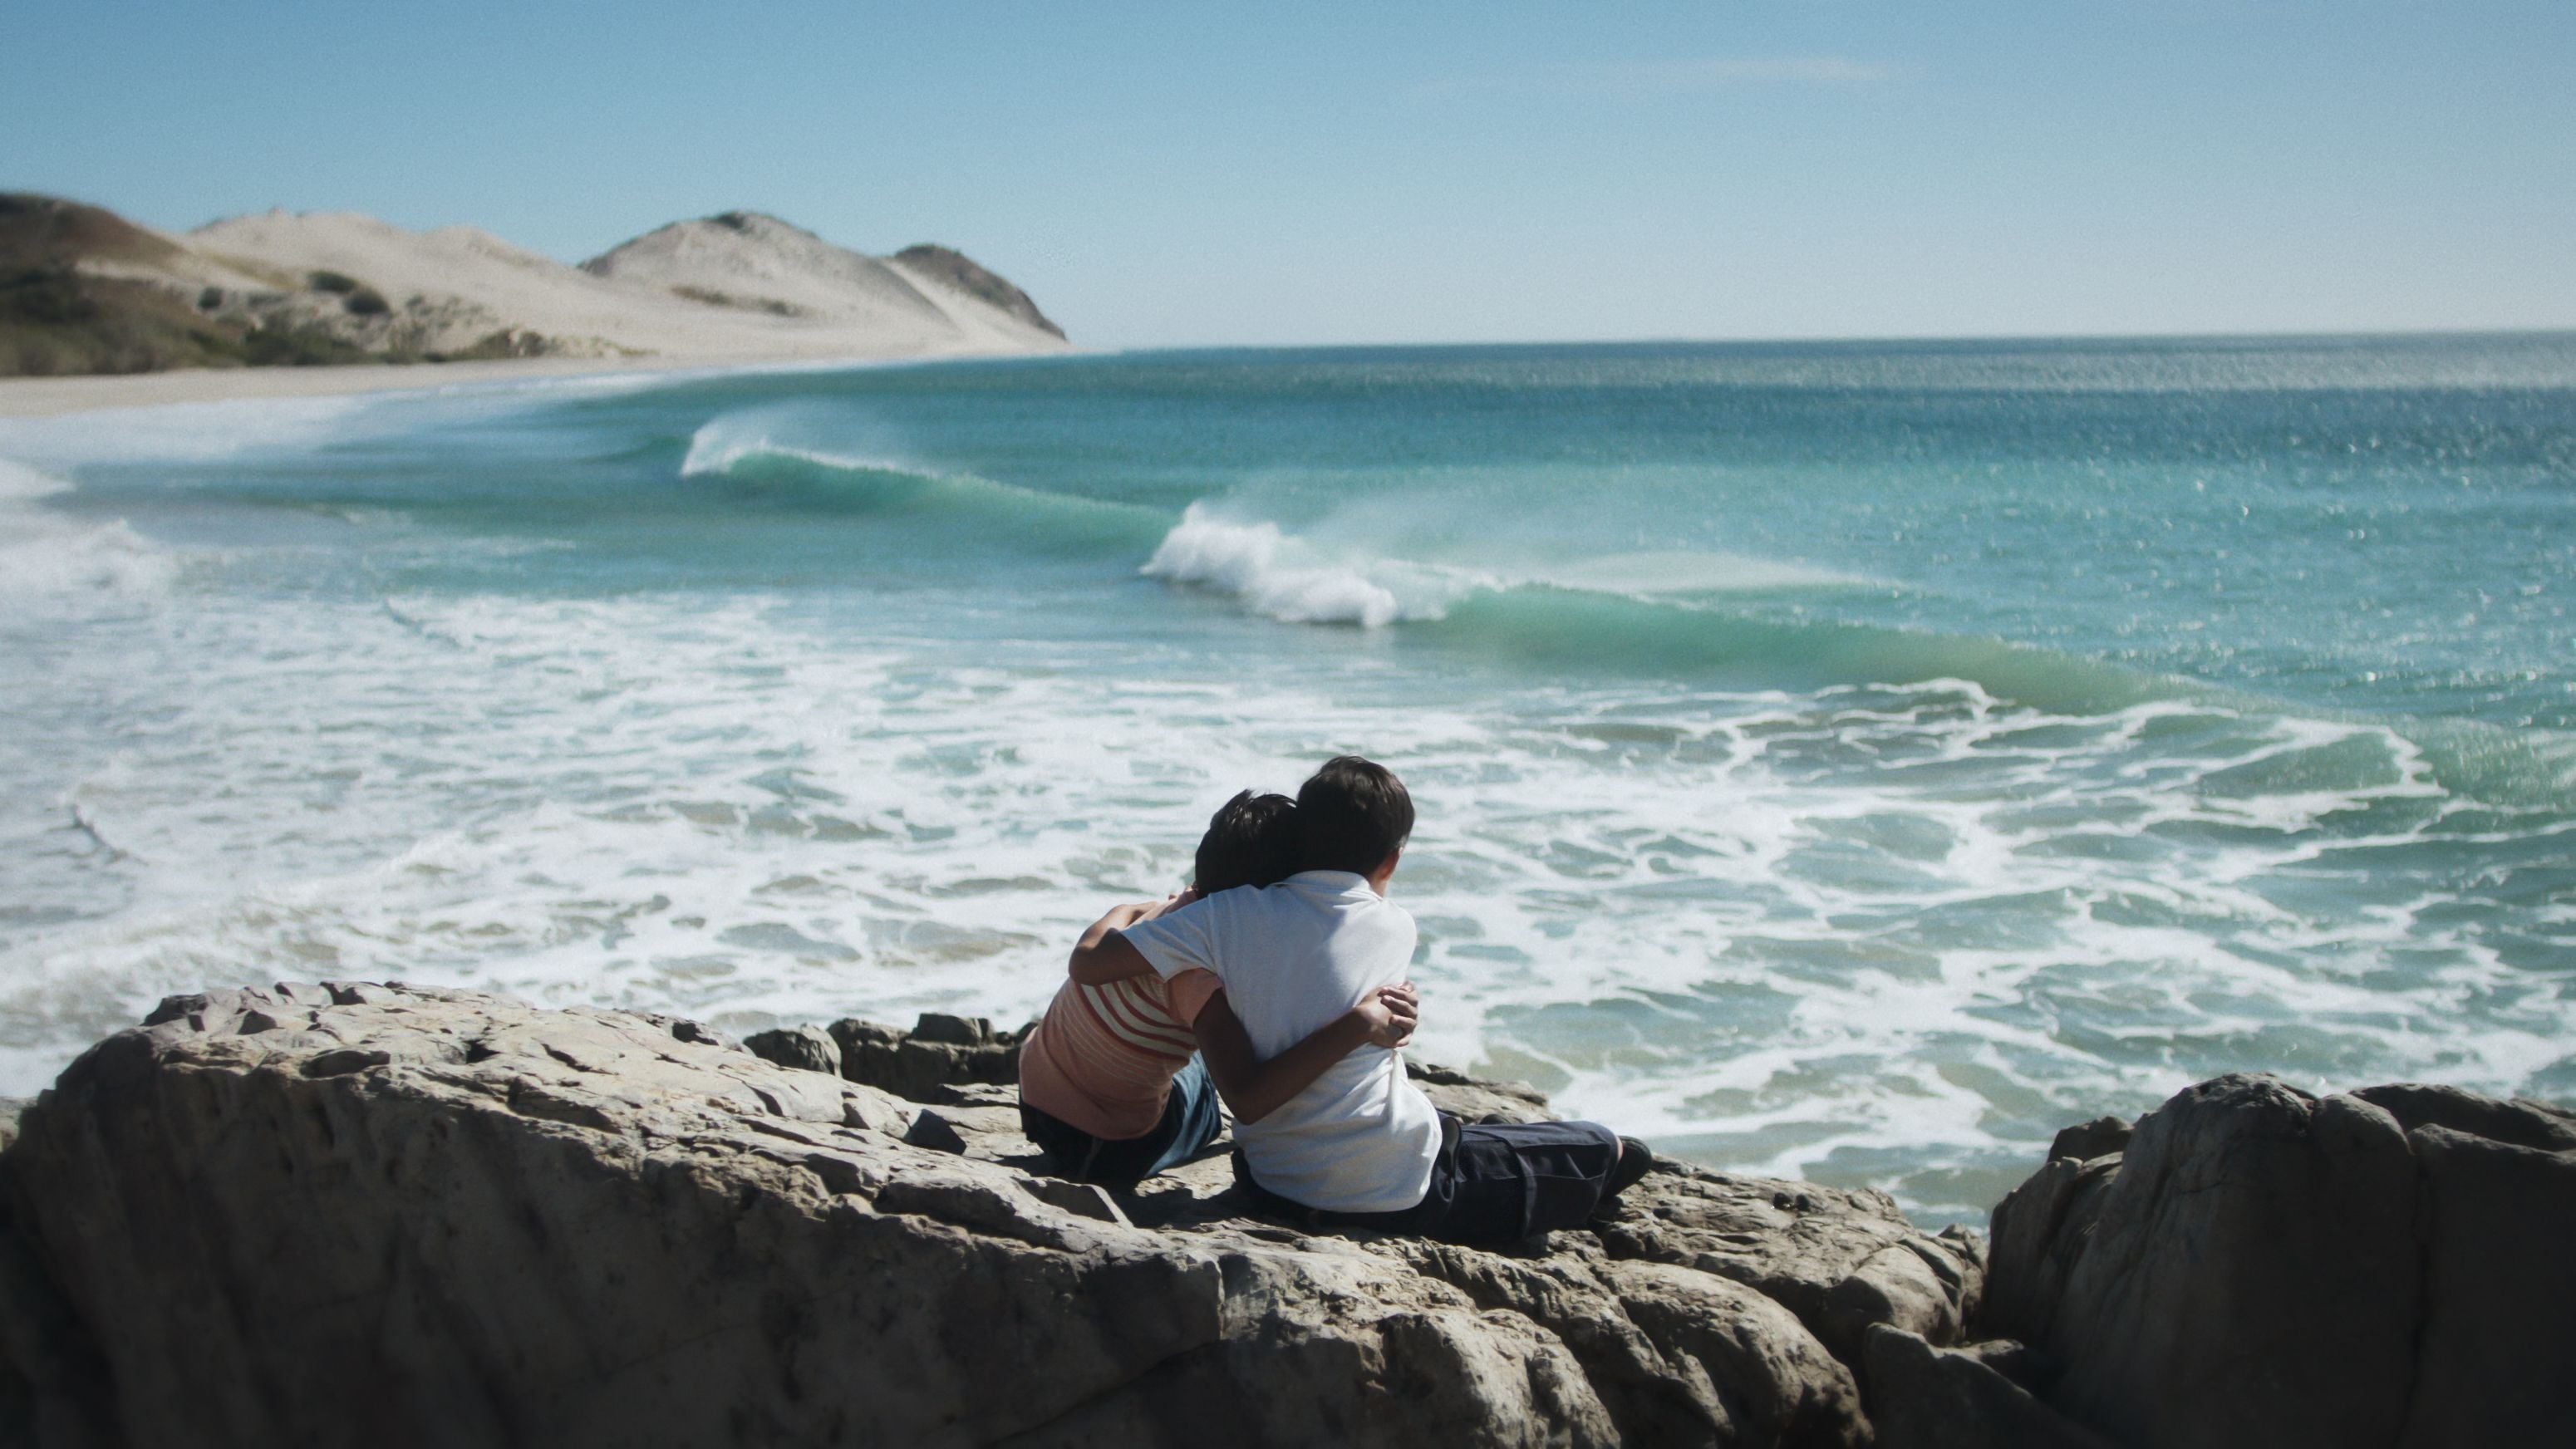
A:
1980;1071;2576;1449
1;982;1979;1447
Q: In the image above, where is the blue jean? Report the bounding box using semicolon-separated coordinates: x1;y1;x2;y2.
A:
1019;1056;1226;1184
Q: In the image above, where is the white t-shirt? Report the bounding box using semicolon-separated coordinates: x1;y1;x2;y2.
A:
1118;871;1441;1214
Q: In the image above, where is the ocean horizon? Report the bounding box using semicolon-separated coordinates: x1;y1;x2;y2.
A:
4;332;2571;1226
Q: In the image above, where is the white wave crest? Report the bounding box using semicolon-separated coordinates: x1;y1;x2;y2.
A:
0;518;177;598
0;457;177;601
679;417;931;483
681;423;798;477
1141;504;1474;627
1139;503;1858;628
0;457;72;503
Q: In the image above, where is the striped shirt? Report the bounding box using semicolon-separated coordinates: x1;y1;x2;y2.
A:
1018;967;1222;1140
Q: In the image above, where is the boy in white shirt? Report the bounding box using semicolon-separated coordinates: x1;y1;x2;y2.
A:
1071;756;1652;1244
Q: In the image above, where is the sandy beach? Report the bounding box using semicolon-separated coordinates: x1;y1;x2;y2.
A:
0;345;1073;419
0;356;712;419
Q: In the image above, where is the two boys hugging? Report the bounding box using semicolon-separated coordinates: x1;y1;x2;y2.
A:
1017;756;1651;1246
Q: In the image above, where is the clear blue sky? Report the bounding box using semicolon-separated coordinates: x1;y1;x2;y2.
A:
10;0;2571;346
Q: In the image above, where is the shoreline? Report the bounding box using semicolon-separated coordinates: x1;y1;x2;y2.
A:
0;356;693;419
0;349;1040;420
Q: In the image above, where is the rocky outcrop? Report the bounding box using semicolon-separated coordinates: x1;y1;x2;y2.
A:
22;985;2570;1447
743;1022;843;1077
16;990;2569;1447
823;1013;1025;1102
1979;1073;2576;1449
0;982;1983;1447
1860;1328;2112;1449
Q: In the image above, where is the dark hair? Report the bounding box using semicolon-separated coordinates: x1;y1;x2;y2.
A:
1193;790;1301;894
1295;755;1413;875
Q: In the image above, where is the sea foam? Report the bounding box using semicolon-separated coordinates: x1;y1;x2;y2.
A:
1141;504;1439;626
0;395;378;469
0;457;177;602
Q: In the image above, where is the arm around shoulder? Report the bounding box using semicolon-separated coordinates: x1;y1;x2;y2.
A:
1072;887;1207;985
1190;985;1416;1125
1068;926;1156;985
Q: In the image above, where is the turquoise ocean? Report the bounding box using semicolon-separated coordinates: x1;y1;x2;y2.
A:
3;335;2571;1225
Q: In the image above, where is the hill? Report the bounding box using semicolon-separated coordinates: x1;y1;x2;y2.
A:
0;194;280;375
578;210;1060;354
0;194;1069;377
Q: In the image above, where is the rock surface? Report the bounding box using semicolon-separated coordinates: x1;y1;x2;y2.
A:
1861;1327;2113;1449
743;1023;843;1078
0;983;1984;1447
825;1013;1025;1103
1981;1072;2576;1449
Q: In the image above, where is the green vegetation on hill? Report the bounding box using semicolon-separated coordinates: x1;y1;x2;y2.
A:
238;320;376;367
0;194;252;376
0;194;515;376
307;270;391;316
435;328;551;361
0;263;252;376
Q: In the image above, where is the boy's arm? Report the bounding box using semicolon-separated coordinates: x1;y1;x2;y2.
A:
1191;985;1418;1126
1067;891;1193;985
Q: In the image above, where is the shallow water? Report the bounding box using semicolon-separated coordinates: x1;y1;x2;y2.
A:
3;336;2571;1226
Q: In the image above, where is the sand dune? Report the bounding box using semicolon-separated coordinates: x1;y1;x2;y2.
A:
2;192;1069;399
187;208;1069;361
584;214;944;326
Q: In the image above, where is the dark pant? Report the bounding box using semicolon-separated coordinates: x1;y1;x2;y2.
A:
1020;1056;1226;1185
1236;1114;1623;1246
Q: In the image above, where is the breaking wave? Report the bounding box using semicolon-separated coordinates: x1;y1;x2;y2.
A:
0;457;178;602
